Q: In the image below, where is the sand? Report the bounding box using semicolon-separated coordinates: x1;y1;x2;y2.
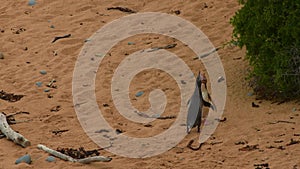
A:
0;0;299;168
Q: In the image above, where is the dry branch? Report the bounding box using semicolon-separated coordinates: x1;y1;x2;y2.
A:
37;144;112;163
0;112;31;147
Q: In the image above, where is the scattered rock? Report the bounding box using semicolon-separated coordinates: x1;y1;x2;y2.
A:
252;102;259;108
217;76;225;83
35;82;43;87
116;129;123;135
46;156;56;162
50;105;61;112
135;91;144;97
28;0;36;6
173;10;181;15
247;92;253;96
40;70;47;75
127;42;135;45
15;154;31;164
44;89;50;92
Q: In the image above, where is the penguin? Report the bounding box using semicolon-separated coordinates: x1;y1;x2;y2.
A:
186;71;215;133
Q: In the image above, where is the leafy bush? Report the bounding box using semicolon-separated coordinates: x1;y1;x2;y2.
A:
230;0;300;100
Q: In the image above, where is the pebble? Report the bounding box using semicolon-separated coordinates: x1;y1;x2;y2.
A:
44;89;50;92
46;156;56;162
40;70;47;75
292;108;297;112
95;53;104;57
247;92;253;96
135;91;144;97
84;39;91;42
28;0;36;6
50;25;55;29
217;76;225;83
128;42;135;45
15;154;31;164
35;81;43;87
0;52;4;59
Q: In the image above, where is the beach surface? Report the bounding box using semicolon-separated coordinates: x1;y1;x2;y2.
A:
0;0;299;168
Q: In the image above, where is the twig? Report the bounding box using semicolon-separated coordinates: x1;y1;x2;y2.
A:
268;120;296;124
107;7;136;13
0;112;31;147
147;44;177;52
37;144;112;163
286;139;300;146
52;129;69;135
135;112;176;119
157;115;176;120
52;34;71;43
6;111;30;119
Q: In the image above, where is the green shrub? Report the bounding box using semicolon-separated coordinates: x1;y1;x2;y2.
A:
230;0;300;100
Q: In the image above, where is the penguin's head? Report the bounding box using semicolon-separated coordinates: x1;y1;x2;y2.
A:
196;71;207;86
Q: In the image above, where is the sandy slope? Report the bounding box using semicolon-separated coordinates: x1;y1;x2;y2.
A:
0;0;299;168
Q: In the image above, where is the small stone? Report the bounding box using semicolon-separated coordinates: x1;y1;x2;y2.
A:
0;52;4;59
116;129;123;134
35;82;43;87
174;10;181;15
217;76;225;83
84;39;91;42
15;154;31;164
40;70;47;75
44;89;50;92
135;91;144;97
95;53;104;57
247;92;253;96
46;156;56;162
128;42;135;45
50;25;55;29
28;0;36;6
292;108;297;112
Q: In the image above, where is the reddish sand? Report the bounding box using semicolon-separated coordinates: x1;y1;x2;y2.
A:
0;0;299;169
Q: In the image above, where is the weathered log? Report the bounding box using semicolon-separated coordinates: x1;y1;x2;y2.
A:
77;156;112;163
37;144;112;163
37;144;76;162
0;112;31;147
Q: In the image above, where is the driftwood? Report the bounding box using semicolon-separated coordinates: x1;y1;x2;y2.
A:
37;144;112;163
0;112;31;147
